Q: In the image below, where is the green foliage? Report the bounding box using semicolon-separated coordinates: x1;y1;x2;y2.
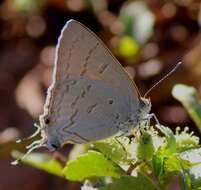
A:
11;150;64;177
63;150;125;181
93;138;128;164
152;152;164;180
136;128;155;161
172;84;201;132
12;84;201;189
98;174;156;190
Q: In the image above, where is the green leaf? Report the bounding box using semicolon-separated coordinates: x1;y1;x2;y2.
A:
178;158;192;189
68;144;89;161
180;148;201;189
152;153;164;179
163;155;181;174
63;150;125;181
93;138;128;164
155;125;176;155
98;173;156;190
137;129;155;161
179;171;192;190
152;152;181;185
11;150;63;177
172;84;201;132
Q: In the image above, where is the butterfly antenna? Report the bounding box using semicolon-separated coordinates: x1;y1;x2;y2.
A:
144;62;182;98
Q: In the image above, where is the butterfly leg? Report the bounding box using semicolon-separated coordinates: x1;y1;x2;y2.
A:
16;123;41;143
139;112;160;129
148;113;160;126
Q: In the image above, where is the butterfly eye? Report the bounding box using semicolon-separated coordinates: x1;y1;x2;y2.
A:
51;143;59;150
48;138;61;151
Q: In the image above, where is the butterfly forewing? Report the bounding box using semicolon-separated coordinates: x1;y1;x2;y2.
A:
41;20;140;146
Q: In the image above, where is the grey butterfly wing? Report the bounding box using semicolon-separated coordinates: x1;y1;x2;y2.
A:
41;20;140;147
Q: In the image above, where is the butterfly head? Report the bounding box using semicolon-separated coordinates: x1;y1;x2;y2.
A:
39;115;62;151
138;97;151;119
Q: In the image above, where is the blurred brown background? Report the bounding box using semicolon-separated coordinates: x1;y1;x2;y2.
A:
0;0;201;189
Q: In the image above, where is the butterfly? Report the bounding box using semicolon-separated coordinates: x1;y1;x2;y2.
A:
28;19;152;152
